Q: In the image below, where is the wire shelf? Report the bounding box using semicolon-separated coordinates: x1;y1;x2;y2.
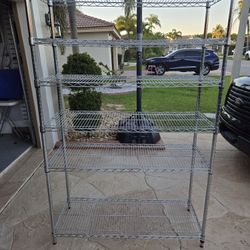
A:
38;74;220;88
48;143;209;172
44;111;215;133
55;198;201;239
52;0;221;8
39;74;128;87
139;75;220;88
33;38;226;47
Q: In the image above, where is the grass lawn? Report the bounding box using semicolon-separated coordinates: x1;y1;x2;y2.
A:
102;76;231;113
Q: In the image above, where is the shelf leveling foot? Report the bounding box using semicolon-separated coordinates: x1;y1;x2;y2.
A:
200;240;205;248
52;234;57;245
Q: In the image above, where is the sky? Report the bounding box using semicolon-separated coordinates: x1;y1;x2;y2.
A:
79;0;239;35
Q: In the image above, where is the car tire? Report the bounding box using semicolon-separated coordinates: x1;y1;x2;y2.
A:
202;64;210;75
195;64;210;75
155;64;166;75
245;54;250;60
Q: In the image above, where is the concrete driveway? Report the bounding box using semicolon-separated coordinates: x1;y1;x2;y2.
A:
0;133;250;250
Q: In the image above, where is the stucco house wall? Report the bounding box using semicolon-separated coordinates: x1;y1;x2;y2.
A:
59;32;113;72
58;10;121;73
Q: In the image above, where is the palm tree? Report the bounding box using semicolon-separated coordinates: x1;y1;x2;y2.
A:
115;14;137;39
212;24;225;38
165;29;182;40
67;0;79;54
115;0;136;38
144;14;161;33
123;0;135;18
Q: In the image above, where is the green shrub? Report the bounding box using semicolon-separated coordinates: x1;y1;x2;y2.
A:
62;53;102;75
62;52;102;110
68;90;102;131
68;89;102;111
62;53;102;130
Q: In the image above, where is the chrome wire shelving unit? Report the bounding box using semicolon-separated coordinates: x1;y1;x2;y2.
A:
25;0;234;247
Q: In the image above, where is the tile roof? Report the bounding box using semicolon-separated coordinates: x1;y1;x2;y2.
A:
67;10;114;29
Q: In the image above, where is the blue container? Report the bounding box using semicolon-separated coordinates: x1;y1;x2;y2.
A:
0;69;23;100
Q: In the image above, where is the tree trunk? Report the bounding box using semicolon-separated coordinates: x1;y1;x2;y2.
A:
67;1;79;54
247;19;250;50
232;0;250;79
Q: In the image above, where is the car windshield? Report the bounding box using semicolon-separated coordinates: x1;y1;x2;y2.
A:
165;50;177;57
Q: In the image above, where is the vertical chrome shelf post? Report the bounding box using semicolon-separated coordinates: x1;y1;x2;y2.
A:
200;0;234;247
136;0;142;112
188;0;210;211
48;0;71;209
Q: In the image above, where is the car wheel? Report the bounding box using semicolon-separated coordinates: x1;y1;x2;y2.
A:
155;64;166;75
202;64;210;75
245;54;249;60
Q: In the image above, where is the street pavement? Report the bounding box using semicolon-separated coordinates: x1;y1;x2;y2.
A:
225;58;250;76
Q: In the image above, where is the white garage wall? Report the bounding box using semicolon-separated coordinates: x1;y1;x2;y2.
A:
27;0;59;149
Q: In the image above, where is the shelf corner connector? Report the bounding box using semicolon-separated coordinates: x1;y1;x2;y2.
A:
30;37;35;46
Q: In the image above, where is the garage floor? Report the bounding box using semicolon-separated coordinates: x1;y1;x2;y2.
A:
0;134;32;173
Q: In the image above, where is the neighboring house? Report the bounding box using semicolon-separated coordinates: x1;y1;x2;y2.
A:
59;10;122;73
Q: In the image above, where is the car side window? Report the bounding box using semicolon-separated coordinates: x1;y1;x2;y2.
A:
187;51;201;58
173;51;185;59
184;51;193;58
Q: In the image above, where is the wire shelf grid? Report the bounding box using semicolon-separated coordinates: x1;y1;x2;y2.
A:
38;74;220;88
54;198;201;239
39;74;128;87
139;75;220;88
33;38;226;47
44;111;215;133
52;0;222;8
48;142;209;172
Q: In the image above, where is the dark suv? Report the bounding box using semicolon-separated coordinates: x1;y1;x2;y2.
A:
220;76;250;156
145;48;219;75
